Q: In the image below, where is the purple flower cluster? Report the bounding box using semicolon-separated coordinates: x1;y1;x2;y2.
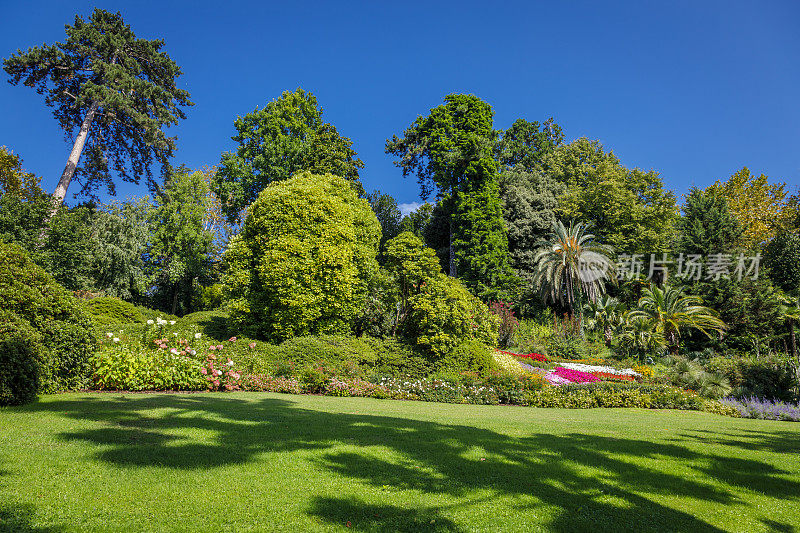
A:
720;396;800;422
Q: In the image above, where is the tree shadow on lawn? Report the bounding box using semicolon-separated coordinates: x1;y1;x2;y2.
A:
0;503;61;533
20;395;800;532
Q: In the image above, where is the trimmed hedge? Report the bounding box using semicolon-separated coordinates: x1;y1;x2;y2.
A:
84;297;144;326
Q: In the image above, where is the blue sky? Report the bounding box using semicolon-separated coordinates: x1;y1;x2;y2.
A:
1;0;799;212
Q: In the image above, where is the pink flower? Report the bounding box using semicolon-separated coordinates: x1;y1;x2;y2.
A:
216;344;223;351
200;367;207;375
209;345;216;351
249;342;256;349
213;380;220;387
159;343;167;349
229;336;237;342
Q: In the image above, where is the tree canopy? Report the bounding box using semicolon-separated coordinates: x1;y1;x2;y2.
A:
545;138;678;254
214;88;364;223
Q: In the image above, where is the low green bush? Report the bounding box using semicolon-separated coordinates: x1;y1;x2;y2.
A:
707;355;796;401
84;297;144;326
0;310;43;406
524;382;702;410
0;242;98;393
435;340;497;376
91;346;206;391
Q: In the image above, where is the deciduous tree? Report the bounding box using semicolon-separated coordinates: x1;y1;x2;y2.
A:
214;88;364;222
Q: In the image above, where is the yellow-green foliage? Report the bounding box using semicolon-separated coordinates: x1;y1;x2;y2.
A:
493;350;526;375
223;172;380;341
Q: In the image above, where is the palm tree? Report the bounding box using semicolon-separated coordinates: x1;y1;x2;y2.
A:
627;285;727;354
584;296;624;347
620;314;666;359
533;221;614;320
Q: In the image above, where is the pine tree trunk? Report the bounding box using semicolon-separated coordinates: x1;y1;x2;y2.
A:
790;320;797;359
51;100;100;212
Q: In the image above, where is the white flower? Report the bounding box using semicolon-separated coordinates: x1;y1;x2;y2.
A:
227;361;234;366
190;349;196;355
106;332;113;338
173;332;178;336
147;320;154;325
113;337;120;343
194;333;202;339
170;348;178;354
169;320;176;325
215;370;222;376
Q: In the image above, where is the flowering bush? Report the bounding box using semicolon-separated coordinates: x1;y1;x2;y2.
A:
240;374;303;394
201;350;241;392
720;396;800;421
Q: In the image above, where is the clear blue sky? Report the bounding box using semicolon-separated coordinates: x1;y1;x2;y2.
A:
2;0;799;213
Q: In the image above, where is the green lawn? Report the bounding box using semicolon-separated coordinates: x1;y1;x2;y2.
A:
1;394;798;532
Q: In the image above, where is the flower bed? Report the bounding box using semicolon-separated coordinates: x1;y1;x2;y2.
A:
547;366;601;384
498;350;548;362
557;362;642;378
720;396;800;422
591;372;636;382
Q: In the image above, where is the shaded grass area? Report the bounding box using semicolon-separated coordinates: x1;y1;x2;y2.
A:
1;393;799;532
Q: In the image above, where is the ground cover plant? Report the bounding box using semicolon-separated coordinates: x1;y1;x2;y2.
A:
1;392;799;532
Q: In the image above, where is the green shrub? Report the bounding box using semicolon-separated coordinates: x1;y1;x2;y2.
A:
0;242;98;392
0;310;43;405
91;346;206;391
84;296;144;326
523;382;702;410
403;275;498;359
707;355;796;401
545;334;589;360
222;172;381;341
436;340;497;375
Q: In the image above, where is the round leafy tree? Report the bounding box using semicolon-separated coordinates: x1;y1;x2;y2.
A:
223;172;380;341
385;232;498;359
0;242;98;393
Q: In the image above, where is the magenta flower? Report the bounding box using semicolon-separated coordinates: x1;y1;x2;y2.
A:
229;336;237;342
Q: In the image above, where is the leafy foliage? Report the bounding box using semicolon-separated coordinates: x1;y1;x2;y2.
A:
149;169;215;315
765;231;800;296
495;117;564;173
707;168;790;249
214;88;364;222
84;297;144;326
545;138;678;254
0;310;42;405
385;232;498;359
223;172;380;341
0;242;98;392
499;168;565;282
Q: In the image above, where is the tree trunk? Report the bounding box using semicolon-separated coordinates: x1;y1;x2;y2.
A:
790;320;797;360
448;215;456;277
171;283;179;316
51;100;100;212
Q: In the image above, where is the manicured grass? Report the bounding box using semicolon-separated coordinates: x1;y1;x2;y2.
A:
1;394;799;532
